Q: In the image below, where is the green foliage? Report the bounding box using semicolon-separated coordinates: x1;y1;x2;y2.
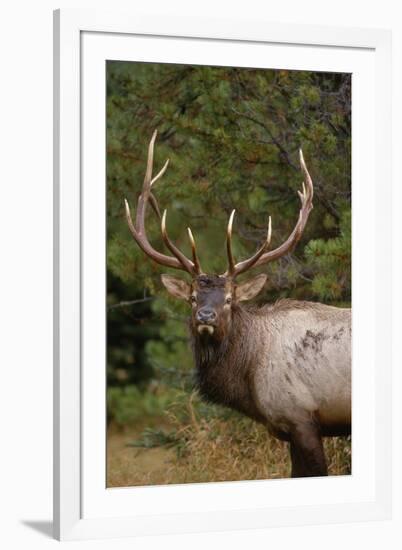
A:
107;273;158;388
107;384;177;427
305;209;351;301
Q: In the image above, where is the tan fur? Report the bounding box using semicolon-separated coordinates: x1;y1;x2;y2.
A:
251;300;351;437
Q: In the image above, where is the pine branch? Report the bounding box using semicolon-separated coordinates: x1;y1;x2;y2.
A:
108;297;154;311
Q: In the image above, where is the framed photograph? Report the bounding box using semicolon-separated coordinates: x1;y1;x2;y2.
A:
53;8;392;541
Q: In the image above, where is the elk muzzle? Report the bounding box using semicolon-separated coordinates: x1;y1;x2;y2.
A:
196;307;217;335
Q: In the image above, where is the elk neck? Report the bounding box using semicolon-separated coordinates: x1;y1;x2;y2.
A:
190;304;267;423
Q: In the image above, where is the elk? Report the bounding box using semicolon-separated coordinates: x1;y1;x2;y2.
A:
124;131;351;478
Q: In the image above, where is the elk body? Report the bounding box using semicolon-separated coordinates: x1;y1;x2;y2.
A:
124;131;351;478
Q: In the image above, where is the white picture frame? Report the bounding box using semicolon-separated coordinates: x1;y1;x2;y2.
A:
53;8;392;541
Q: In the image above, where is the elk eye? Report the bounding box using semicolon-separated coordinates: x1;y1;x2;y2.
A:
226;296;232;304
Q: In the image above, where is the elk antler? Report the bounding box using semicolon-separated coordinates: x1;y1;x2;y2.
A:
124;131;202;276
224;149;314;278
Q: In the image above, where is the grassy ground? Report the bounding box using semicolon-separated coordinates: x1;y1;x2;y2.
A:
107;401;351;487
107;421;177;487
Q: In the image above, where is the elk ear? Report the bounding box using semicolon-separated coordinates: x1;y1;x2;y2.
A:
161;274;191;300
236;273;267;302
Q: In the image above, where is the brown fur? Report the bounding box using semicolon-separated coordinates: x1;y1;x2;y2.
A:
191;305;266;423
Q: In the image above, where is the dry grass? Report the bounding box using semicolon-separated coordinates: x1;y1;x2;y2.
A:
107;394;351;487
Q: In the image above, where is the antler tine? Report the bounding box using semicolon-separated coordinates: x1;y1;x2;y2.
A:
124;131;197;275
224;215;272;277
124;198;184;269
161;210;200;274
226;210;236;276
224;148;314;278
149;159;194;270
144;130;157;187
124;198;136;237
149;192;162;219
299;148;314;202
297;182;307;204
187;227;203;275
150;158;170;187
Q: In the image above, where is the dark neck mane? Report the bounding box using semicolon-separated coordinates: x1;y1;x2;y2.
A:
190;305;265;423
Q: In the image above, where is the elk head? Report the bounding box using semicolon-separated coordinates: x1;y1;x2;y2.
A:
124;131;313;342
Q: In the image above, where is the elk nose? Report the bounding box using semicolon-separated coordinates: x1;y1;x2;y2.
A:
196;307;217;324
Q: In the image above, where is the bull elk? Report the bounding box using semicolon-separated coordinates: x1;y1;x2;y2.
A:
124;131;351;478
